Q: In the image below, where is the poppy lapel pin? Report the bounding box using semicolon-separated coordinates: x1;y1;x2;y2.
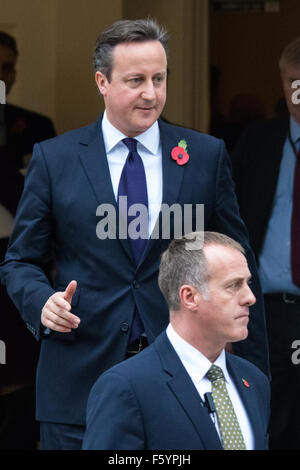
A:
171;139;190;166
242;378;250;388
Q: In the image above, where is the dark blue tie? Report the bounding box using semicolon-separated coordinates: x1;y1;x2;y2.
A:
118;138;148;343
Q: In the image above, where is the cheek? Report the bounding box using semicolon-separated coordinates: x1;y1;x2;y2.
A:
157;86;167;105
283;82;294;103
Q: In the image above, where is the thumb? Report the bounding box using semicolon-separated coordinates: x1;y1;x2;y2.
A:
64;280;77;304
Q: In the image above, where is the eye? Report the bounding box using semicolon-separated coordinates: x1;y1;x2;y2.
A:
128;77;143;86
153;75;165;85
226;280;243;292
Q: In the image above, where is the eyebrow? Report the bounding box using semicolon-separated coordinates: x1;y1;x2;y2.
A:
224;274;252;285
125;71;167;78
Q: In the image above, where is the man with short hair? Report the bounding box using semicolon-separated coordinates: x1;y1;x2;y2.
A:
0;19;268;450
83;231;270;450
0;31;55;449
232;37;300;449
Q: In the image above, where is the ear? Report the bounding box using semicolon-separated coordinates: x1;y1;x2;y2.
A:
95;71;109;96
179;285;200;311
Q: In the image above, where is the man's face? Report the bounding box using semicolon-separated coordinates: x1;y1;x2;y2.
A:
0;45;17;95
198;245;256;347
95;40;167;137
281;62;300;124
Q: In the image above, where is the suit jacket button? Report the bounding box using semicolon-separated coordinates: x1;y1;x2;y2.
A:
120;322;129;333
132;280;140;289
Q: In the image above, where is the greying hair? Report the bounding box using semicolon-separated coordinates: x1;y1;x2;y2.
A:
279;37;300;70
93;18;168;81
158;231;245;311
0;31;18;56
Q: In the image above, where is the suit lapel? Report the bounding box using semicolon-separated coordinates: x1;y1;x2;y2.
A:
77;118;133;262
77;118;188;266
226;354;265;449
141;120;187;262
154;333;223;450
159;119;186;207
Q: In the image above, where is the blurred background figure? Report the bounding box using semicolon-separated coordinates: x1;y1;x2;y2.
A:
210;74;265;153
232;36;300;450
0;31;55;450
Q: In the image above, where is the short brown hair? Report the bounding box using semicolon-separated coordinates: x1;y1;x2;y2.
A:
279;37;300;70
0;31;18;56
158;231;244;311
93;18;168;81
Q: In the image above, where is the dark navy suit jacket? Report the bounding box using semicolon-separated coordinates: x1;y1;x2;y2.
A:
0;117;268;424
232;115;289;259
83;332;270;450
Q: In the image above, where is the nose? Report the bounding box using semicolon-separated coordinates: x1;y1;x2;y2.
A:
242;283;256;307
141;80;156;101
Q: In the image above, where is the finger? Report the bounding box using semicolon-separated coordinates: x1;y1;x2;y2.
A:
50;293;72;311
44;308;80;329
43;318;72;333
47;298;80;324
45;311;78;330
64;280;77;304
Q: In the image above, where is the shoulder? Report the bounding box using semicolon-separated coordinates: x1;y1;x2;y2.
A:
236;115;289;142
227;352;270;390
35;119;99;156
91;343;162;395
6;103;53;126
159;118;225;153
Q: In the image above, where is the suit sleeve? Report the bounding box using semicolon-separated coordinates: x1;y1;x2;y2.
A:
83;371;145;450
212;140;270;377
0;143;55;340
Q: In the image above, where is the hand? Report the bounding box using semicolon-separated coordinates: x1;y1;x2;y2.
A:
41;280;80;333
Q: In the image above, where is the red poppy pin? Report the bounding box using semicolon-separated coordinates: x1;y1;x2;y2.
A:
171;139;190;166
10;119;27;135
242;378;250;388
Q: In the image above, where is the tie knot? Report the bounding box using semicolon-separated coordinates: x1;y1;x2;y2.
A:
123;138;137;153
206;365;224;383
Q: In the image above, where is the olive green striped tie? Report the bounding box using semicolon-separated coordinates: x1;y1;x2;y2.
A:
206;365;246;450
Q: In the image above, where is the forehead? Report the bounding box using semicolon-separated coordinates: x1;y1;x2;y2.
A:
204;244;249;281
281;62;300;79
0;44;16;65
111;40;167;72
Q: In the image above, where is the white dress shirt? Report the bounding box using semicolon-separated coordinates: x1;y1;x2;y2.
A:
101;111;163;237
166;323;254;449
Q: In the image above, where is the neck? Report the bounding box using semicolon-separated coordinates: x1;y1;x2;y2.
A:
170;317;224;363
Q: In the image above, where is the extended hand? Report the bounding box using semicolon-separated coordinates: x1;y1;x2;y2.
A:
41;280;80;333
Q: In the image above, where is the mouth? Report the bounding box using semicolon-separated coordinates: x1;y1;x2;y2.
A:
136;106;155;112
235;311;250;321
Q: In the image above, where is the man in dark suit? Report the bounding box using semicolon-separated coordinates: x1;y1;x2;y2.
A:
83;232;270;450
0;31;55;449
0;19;268;450
232;37;300;450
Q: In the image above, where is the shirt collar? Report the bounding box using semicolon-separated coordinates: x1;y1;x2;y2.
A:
102;110;160;155
166;323;229;384
290;115;300;144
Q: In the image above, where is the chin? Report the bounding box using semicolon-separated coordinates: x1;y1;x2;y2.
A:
237;328;249;341
230;328;249;343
